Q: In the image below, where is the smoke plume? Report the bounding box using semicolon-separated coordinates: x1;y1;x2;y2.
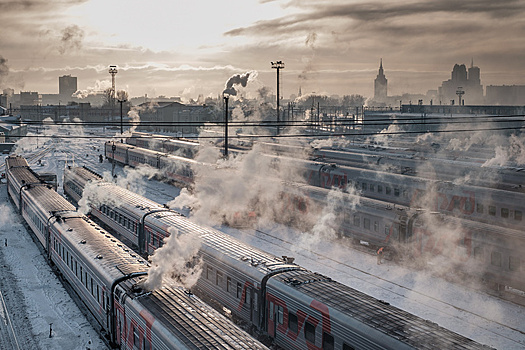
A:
223;71;257;96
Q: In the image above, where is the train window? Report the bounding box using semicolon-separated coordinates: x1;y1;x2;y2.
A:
322;332;334;350
80;267;83;283
97;285;100;304
75;261;77;276
353;215;360;227
394;188;400;197
403;190;408;199
288;312;298;333
364;218;370;230
143;337;151;350
216;271;223;286
227;277;232;292
488;206;496;216
362;183;367;191
276;305;283;324
152;234;156;246
374;221;379;232
501;208;509;218
269;302;274;321
304;321;315;343
476;203;484;214
91;278;94;296
516;210;523;221
377;185;383;193
206;266;212;279
133;327;140;348
386;187;391;195
369;184;375;192
237;282;242;299
465;200;473;212
509;256;521;271
343;344;355;350
246;288;251;305
491;251;502;267
474;247;484;260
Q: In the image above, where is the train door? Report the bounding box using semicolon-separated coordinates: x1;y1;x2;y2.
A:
246;286;253;323
268;300;275;338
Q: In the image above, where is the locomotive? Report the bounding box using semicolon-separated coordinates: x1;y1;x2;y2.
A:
63;165;496;350
5;155;267;350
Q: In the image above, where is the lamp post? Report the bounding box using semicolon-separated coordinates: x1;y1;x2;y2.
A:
456;87;465;106
271;61;285;135
118;99;127;134
223;93;229;157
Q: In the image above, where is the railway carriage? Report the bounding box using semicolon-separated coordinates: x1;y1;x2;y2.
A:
64;165;496;349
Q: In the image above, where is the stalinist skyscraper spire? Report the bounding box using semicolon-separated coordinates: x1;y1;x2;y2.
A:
374;58;388;100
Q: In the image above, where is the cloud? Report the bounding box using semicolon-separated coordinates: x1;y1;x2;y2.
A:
58;25;85;54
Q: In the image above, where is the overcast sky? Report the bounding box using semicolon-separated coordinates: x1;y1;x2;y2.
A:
1;0;524;101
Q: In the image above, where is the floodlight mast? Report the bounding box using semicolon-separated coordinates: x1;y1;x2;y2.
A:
271;61;285;135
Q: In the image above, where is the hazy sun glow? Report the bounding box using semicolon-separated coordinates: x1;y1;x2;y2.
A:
67;0;288;52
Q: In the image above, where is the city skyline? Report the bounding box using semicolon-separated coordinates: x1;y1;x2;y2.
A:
1;0;525;101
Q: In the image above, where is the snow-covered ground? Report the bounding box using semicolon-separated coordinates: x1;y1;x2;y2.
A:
3;125;525;349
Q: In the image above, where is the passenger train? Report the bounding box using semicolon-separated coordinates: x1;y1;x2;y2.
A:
63;165;495;349
124;132;525;191
105;140;525;232
5;155;267;350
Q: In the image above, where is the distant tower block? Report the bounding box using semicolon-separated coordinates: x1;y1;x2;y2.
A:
109;65;118;102
374;58;388;100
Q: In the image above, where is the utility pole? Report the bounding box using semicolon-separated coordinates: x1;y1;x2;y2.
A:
223;94;229;157
271;61;284;135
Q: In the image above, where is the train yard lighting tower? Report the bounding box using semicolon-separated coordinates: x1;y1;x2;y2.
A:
456;87;465;106
109;65;118;106
271;61;284;135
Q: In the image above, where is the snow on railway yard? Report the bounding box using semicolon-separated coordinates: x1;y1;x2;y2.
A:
2;127;525;349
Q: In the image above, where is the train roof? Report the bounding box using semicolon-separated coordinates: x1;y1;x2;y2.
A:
135;285;267;349
24;185;77;213
5;155;30;168
57;216;149;280
148;210;301;278
72;174;301;279
269;269;492;350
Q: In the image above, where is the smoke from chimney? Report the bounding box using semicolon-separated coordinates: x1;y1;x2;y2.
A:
223;70;257;96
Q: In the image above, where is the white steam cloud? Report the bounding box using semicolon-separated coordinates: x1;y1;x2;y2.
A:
144;228;202;290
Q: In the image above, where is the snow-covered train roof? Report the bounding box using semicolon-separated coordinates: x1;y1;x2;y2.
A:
57;215;149;280
134;284;267;349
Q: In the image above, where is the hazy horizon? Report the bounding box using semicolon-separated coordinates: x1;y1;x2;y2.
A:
1;0;525;100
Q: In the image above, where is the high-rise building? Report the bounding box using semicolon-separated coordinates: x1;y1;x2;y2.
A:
374;59;388;100
439;61;483;105
59;75;77;101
